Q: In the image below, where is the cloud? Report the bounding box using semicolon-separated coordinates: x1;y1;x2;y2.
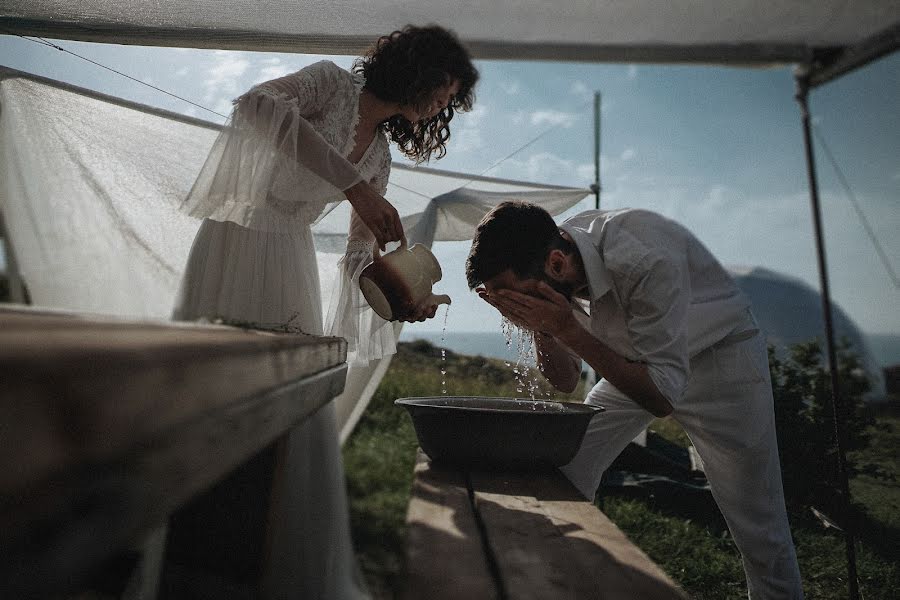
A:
449;104;489;154
576;163;596;182
499;80;521;95
530;110;578;128
256;56;296;82
620;148;635;161
501;151;592;186
627;65;638;80
570;80;592;102
202;51;251;102
211;97;236;118
259;64;295;81
174;67;189;77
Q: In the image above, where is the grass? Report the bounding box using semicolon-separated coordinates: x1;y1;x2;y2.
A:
342;340;900;599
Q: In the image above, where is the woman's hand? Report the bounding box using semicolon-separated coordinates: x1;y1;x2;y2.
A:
401;300;439;323
344;181;405;250
478;281;575;338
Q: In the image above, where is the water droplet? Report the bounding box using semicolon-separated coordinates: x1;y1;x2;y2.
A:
439;305;450;395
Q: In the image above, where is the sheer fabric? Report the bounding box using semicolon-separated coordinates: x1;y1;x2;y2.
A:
325;209;397;364
177;60;394;360
180;60;386;233
172;218;369;600
6;0;897;64
0;67;592;439
170;61;382;599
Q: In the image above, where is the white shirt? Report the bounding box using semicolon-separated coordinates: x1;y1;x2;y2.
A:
560;208;752;406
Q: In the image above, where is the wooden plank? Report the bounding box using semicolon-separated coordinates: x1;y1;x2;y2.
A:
403;450;498;600
1;363;347;597
0;308;345;495
469;467;687;600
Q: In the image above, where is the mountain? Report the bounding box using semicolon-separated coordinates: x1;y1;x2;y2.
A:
729;267;886;397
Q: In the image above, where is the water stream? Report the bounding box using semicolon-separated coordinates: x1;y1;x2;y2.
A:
440;304;450;395
500;317;550;401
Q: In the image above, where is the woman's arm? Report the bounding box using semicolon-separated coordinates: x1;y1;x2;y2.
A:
235;62;402;247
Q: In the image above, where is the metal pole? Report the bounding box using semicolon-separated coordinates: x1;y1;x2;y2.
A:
0;211;28;304
592;91;602;209
794;65;859;600
584;91;602;391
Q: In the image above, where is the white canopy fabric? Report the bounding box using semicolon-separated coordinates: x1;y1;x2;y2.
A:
0;68;590;440
3;0;899;67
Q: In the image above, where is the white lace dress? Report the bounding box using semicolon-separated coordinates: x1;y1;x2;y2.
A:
173;59;394;361
171;60;389;600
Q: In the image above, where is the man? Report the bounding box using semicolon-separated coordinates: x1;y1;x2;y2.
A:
466;201;803;599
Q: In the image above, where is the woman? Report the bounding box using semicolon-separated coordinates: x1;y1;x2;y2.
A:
171;25;478;599
175;24;478;348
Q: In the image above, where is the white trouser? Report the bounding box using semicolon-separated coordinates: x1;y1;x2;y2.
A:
560;329;803;600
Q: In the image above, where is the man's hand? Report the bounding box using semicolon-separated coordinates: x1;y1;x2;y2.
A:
478;281;581;392
478;281;575;338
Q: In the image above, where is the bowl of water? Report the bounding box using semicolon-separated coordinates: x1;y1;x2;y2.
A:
395;396;604;468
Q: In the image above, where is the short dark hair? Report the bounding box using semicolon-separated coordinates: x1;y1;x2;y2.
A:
466;201;571;289
355;24;478;163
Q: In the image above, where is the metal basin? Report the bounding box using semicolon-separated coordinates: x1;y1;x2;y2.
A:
395;396;604;468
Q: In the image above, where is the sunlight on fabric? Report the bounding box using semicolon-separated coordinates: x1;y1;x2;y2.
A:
0;68;589;438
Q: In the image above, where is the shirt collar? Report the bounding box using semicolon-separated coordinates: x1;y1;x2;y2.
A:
559;221;611;303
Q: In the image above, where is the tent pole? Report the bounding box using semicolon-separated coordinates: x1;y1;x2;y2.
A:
807;22;900;88
793;66;859;600
0;211;28;304
592;91;602;209
583;91;602;391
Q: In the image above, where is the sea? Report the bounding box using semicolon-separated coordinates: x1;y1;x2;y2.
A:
400;330;900;369
398;330;524;363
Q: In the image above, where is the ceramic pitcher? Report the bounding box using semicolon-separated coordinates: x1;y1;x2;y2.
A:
359;242;451;321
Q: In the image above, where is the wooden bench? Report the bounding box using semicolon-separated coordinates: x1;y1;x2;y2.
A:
0;306;347;598
404;449;687;599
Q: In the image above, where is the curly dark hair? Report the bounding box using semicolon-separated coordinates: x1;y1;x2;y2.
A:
354;24;478;163
465;201;574;289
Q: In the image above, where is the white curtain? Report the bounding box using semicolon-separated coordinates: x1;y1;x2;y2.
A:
0;68;590;439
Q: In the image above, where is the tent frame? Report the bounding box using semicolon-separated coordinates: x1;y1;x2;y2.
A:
2;15;899;600
787;24;899;600
2;17;898;66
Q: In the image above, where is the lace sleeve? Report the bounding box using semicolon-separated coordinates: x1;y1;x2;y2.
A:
249;60;339;116
369;138;392;196
180;61;362;224
233;61;363;191
323;207;398;365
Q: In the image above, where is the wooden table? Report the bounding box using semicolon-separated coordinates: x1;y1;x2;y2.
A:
0;306;347;597
404;450;688;599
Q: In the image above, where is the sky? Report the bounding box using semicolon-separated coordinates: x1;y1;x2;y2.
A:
1;34;898;337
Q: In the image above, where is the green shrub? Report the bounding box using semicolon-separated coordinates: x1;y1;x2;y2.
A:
769;339;879;517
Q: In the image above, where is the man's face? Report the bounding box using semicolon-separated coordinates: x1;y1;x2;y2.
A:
482;267;575;301
482;269;538;297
